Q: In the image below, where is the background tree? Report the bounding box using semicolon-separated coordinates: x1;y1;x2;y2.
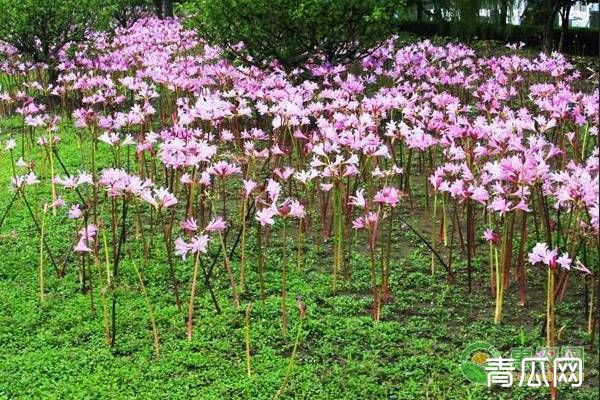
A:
113;0;154;27
184;0;405;73
523;0;597;52
0;0;112;82
153;0;186;18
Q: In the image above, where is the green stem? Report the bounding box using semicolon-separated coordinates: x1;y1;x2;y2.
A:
187;252;201;341
274;317;304;400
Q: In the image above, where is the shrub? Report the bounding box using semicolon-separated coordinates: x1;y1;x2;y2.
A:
0;0;114;82
184;0;406;72
397;21;599;56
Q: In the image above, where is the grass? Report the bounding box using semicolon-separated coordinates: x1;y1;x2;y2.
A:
0;117;598;399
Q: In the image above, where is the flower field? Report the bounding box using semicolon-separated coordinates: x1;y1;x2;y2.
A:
0;17;598;399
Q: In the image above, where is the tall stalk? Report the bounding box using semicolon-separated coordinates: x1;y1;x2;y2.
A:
431;192;437;275
38;205;47;302
219;232;240;309
110;197;128;347
281;218;288;336
187;251;201;341
131;254;160;355
245;303;252;377
273;311;305;400
239;197;247;292
257;224;266;304
332;181;344;292
516;212;528;305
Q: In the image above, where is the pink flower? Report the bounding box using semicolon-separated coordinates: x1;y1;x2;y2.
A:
205;216;227;232
199;171;211;186
353;212;379;231
274;167;294;181
278;201;291;218
74;238;93;253
140;190;157;208
242;179;257;198
489;197;511;216
190;235;210;254
556;253;572;270
528;242;552;265
50;197;65;209
175;238;191;259
174;234;210;260
266;179;281;201
574;260;591;274
68;204;82;219
74;224;97;253
11;172;39;189
289;200;305;219
352;216;366;230
180;173;193;184
470;185;489;204
154;187;178;209
256;206;277;226
181;217;198;233
208;161;241;178
528;242;562;270
483;228;499;244
349;189;366;208
373;187;401;207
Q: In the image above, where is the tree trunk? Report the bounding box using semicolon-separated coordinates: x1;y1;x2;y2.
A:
500;0;508;35
558;4;570;52
164;0;174;18
433;0;442;21
416;0;424;22
153;0;163;19
543;0;559;53
48;65;60;84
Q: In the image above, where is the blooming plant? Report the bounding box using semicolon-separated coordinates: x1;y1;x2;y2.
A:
0;18;597;400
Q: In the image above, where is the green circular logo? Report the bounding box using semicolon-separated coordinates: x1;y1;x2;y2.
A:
460;341;501;384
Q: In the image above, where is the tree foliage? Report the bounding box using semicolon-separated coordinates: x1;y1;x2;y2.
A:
185;0;405;72
0;0;113;80
112;0;154;27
